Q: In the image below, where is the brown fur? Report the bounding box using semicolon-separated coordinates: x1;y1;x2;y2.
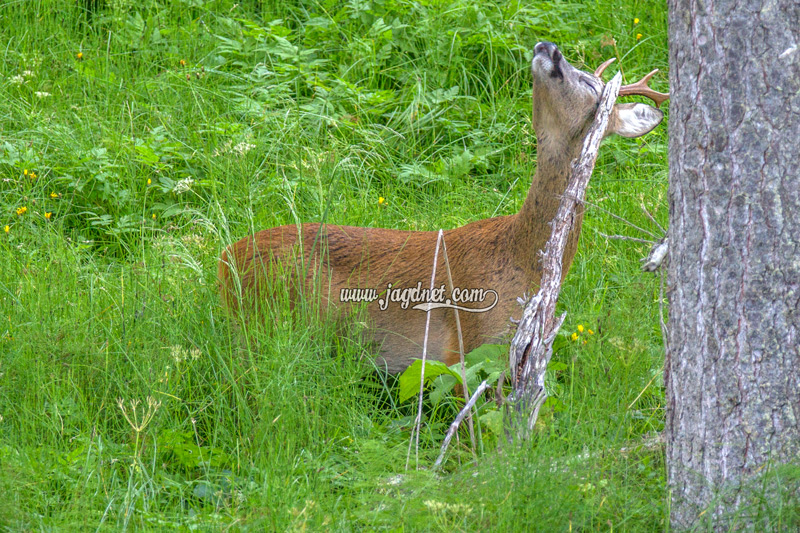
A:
218;43;663;373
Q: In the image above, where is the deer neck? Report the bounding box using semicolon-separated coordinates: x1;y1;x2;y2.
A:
512;137;585;277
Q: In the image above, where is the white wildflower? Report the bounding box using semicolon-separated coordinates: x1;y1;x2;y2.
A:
35;91;51;98
423;500;473;514
423;500;446;512
181;233;205;247
384;474;404;486
170;345;201;363
173;177;194;195
232;141;255;155
117;396;161;433
10;75;25;86
170;345;185;363
213;137;255;156
447;503;472;514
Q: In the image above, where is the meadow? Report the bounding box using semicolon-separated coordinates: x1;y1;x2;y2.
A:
0;0;671;529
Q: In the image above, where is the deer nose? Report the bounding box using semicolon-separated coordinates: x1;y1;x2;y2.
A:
534;41;558;58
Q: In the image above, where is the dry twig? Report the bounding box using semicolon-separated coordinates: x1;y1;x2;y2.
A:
640;202;666;234
597;231;656;245
579;197;660;239
434;380;490;469
440;235;478;461
406;229;444;470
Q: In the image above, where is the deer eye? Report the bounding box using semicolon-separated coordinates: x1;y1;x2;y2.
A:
580;76;598;96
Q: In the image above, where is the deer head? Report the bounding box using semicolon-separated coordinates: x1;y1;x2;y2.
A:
531;41;664;153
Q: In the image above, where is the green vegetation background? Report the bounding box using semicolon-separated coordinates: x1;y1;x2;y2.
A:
0;0;673;530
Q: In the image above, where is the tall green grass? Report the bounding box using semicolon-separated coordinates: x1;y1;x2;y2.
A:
0;0;718;530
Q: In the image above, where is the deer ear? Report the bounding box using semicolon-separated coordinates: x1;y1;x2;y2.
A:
608;102;663;138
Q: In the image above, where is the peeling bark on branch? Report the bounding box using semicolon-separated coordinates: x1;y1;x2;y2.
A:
504;73;622;440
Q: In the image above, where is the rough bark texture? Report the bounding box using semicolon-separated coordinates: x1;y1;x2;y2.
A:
667;1;800;529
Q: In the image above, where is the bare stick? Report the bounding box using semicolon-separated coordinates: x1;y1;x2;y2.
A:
640;202;666;234
597;231;656;245
406;229;445;470
627;368;662;409
433;380;490;470
576;197;660;239
440;235;477;461
505;72;622;440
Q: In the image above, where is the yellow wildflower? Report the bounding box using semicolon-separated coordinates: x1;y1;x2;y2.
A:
571;332;579;341
15;206;27;216
577;324;585;333
23;169;28;176
634;18;640;24
152;213;156;219
180;59;186;66
3;225;8;233
45;212;52;220
147;178;152;185
30;172;36;179
636;33;642;40
378;196;386;205
50;192;58;199
77;52;83;60
588;329;594;335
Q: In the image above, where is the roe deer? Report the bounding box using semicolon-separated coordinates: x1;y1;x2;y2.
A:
218;42;669;373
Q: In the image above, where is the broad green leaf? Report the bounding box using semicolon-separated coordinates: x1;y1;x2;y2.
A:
465;343;506;366
398;359;461;403
430;374;458;405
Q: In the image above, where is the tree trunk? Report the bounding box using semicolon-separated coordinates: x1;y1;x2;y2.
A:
666;0;800;529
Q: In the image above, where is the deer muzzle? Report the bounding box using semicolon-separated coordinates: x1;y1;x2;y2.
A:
533;41;564;80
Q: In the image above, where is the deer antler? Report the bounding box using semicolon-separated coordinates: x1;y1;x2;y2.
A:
595;58;670;108
594;57;616;77
619;69;670;108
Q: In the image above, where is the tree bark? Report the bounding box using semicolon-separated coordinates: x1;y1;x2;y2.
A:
666;0;800;529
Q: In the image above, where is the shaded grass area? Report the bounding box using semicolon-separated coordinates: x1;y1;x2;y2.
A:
5;0;783;531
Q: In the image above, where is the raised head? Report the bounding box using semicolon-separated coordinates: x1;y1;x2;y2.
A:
530;41;667;152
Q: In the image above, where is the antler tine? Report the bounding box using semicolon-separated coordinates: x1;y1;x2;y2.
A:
594;57;616;78
619;68;670;108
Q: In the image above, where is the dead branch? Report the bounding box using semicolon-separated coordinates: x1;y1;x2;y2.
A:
504;72;622;441
641;238;669;272
434;380;490;470
578;197;661;239
598;231;656;245
640;202;666;234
